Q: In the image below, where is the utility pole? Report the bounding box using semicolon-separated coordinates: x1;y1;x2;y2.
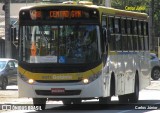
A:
4;0;11;58
149;0;155;52
105;0;111;7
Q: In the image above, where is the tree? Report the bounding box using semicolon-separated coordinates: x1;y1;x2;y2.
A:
111;0;150;13
153;0;160;37
92;0;103;5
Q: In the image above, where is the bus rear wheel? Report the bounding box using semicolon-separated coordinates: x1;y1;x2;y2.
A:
33;98;47;110
63;100;72;105
128;74;139;103
118;95;129;103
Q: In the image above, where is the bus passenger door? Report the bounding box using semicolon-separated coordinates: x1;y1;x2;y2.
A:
101;14;110;96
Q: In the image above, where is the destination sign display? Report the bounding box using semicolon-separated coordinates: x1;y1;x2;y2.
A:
49;10;82;18
20;8;99;21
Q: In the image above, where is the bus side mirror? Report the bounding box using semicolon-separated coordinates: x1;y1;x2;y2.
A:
11;26;17;42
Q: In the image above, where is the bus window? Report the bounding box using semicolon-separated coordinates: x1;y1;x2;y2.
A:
133;36;139;51
138;21;141;35
144;22;149;50
132;20;138;35
115;35;122;50
121;18;127;34
141;21;144;35
122;36;128;51
108;17;114;33
128;36;133;51
115;18;120;33
144;36;148;50
144;21;147;35
139;36;144;50
127;19;132;34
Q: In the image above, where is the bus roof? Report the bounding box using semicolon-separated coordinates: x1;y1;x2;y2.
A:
20;4;148;20
99;6;148;20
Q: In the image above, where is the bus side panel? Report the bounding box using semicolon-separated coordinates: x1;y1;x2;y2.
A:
124;52;135;94
116;52;135;95
138;51;151;90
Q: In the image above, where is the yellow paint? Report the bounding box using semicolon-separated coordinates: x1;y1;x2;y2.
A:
125;6;146;11
18;63;102;81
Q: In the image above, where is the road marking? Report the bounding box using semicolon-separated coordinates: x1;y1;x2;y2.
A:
117;110;132;113
6;85;18;90
144;110;160;113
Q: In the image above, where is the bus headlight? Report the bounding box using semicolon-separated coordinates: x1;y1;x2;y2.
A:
19;73;35;84
83;71;101;84
28;79;35;84
83;78;89;84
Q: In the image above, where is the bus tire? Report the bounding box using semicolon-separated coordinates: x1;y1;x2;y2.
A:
63;99;72;105
129;73;139;103
72;99;82;104
118;95;129;103
99;97;111;104
33;98;46;110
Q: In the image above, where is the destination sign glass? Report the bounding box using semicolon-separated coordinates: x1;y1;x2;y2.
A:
20;8;99;21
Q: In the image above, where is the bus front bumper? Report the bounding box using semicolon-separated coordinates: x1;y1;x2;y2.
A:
17;76;103;99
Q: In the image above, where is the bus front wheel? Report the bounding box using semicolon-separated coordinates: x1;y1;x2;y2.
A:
99;97;111;104
33;98;47;110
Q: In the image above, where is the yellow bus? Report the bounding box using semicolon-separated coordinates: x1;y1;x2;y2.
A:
17;2;150;110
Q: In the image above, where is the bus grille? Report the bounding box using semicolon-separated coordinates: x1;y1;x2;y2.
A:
35;90;81;96
35;80;81;83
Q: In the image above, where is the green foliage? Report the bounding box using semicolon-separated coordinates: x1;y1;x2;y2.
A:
111;0;150;12
153;0;160;36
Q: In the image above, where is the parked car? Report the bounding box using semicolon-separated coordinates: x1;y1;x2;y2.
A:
150;53;160;80
0;58;18;90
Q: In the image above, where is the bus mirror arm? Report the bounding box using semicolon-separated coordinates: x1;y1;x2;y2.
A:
103;28;107;44
11;26;17;42
106;29;111;44
103;28;110;44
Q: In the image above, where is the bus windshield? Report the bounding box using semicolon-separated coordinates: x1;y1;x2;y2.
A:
19;25;101;64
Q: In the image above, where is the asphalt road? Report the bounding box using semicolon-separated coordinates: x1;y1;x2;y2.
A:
0;80;160;113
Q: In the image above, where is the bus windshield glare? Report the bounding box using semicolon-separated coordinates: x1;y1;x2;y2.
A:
19;25;101;64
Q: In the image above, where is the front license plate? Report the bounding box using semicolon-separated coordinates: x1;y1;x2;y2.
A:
51;88;65;94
